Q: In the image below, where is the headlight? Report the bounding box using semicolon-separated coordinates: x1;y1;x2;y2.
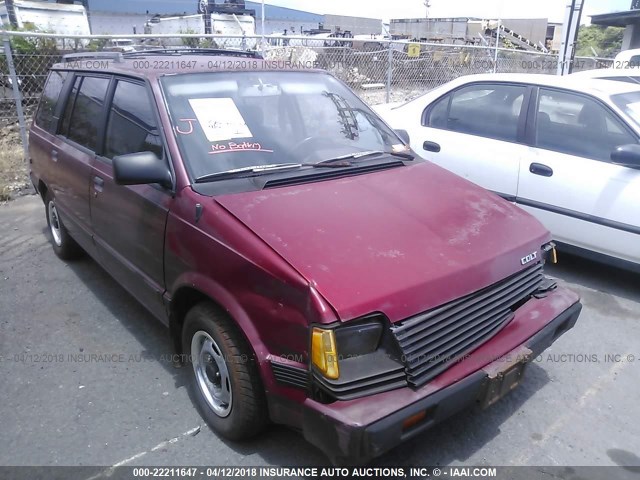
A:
310;314;406;401
311;316;384;380
334;316;383;356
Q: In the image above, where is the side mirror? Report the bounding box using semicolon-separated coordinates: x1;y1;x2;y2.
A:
113;152;172;188
611;144;640;169
394;129;410;145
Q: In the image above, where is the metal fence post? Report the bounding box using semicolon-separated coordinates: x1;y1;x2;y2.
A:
385;41;393;103
3;33;29;161
493;20;500;73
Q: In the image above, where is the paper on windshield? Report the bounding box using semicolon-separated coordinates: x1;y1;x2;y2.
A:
188;98;253;142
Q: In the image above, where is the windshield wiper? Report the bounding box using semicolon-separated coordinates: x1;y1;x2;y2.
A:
194;150;415;183
194;163;302;183
315;149;415;166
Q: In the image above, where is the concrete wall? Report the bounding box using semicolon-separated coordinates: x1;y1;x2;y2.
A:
323;14;382;35
390;18;469;42
622;23;640;50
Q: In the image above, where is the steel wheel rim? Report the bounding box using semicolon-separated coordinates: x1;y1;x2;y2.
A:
191;330;232;417
48;201;62;247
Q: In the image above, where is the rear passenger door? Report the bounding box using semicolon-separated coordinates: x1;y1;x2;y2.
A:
54;74;112;254
516;87;640;264
90;78;171;321
417;82;531;199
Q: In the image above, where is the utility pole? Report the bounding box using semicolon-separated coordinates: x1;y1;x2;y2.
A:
199;0;211;35
5;0;18;28
557;0;584;75
424;0;431;18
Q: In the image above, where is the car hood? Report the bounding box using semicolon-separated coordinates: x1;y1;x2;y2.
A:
215;162;550;323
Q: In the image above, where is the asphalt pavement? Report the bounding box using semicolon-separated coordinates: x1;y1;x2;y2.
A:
1;195;639;473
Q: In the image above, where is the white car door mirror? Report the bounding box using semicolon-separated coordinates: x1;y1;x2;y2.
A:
611;144;640;170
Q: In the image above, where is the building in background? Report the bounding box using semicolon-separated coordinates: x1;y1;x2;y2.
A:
323;14;382;35
244;1;322;35
390;16;553;50
17;0;383;37
591;1;640;51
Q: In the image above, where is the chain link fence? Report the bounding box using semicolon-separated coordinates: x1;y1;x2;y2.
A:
0;31;614;156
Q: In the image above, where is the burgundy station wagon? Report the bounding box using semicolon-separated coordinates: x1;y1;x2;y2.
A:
29;49;581;464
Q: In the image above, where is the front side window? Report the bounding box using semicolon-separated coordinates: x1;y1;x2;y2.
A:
35;70;68;133
161;71;403;180
104;80;163;159
64;76;110;151
425;83;526;142
536;89;636;161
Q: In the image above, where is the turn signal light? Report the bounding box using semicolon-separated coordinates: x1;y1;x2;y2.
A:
311;327;339;379
402;410;427;431
542;242;558;264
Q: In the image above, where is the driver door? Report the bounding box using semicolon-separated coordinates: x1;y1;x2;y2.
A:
90;78;172;321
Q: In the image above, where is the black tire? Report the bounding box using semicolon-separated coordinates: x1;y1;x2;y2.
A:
44;191;82;260
182;301;268;441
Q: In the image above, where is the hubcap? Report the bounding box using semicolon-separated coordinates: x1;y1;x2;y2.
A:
48;201;62;247
191;331;232;417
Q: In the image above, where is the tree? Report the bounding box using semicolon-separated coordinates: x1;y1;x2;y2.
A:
576;25;624;58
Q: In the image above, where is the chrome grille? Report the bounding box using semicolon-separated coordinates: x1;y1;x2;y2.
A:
391;263;544;387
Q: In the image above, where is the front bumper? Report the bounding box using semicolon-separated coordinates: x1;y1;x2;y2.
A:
296;290;581;464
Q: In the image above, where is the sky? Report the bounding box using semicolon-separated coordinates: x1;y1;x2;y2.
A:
259;0;631;23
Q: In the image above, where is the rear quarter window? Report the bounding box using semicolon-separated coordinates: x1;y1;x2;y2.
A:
62;76;111;152
35;70;68;134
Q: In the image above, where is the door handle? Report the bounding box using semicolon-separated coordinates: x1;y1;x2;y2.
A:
423;141;441;153
529;163;553;177
93;176;104;194
51;150;58;162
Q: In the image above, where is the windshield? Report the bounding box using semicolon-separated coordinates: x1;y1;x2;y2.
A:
160;71;403;179
612;91;640;130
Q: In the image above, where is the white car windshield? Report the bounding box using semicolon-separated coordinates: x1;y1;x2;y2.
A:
161;71;402;180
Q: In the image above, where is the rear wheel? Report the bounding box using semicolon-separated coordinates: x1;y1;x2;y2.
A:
45;192;81;260
182;302;268;440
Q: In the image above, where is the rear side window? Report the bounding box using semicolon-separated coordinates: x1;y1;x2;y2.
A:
425;83;526;143
104;80;163;159
35;70;68;133
63;76;110;151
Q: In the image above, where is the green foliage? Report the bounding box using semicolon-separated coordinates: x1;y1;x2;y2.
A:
180;28;200;48
576;25;624;58
86;38;109;52
179;28;218;48
0;24;60;99
7;22;58;54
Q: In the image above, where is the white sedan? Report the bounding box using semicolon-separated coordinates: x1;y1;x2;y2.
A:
374;73;640;271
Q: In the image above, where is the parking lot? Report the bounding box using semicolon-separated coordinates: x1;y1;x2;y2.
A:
1;194;639;471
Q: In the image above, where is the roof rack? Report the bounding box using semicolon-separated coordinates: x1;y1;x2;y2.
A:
62;52;123;63
123;48;262;59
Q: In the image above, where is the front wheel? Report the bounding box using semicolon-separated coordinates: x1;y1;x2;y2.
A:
182;302;268;440
45;192;82;260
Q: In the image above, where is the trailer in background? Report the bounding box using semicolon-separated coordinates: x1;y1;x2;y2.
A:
0;0;90;35
144;12;257;49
